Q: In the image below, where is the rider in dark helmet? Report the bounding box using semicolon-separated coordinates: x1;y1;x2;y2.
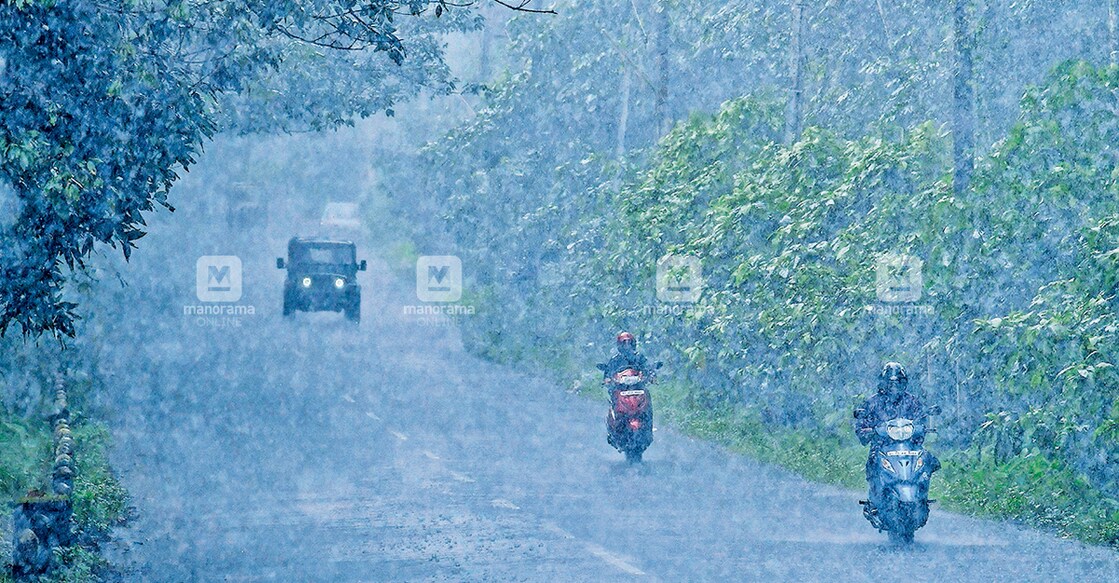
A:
854;362;940;514
603;332;652;380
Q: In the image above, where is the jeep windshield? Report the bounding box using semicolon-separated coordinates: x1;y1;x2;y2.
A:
291;243;355;266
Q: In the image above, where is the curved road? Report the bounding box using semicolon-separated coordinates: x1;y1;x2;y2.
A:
92;178;1119;582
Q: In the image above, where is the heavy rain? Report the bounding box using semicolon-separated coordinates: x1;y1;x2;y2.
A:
2;1;1119;581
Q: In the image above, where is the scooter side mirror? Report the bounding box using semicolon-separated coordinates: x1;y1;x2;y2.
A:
853;407;867;419
654;361;663;369
276;258;286;269
359;260;367;271
595;363;607;371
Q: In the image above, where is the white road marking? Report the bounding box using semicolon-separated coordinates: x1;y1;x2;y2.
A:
422;451;441;461
541;521;575;539
365;411;381;421
542;521;647;576
585;543;646;576
448;470;475;483
389;430;408;441
342;394;355;403
491;498;520;510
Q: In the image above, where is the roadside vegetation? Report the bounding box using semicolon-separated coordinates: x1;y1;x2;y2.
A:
378;1;1119;547
0;344;129;581
0;414;128;582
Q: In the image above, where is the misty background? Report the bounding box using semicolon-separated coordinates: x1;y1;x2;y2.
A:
2;0;1119;580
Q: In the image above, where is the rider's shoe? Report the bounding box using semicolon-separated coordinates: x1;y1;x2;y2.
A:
860;500;884;530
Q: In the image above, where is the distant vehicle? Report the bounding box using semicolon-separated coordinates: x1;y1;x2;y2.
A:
226;182;267;230
319;202;363;236
277;237;366;322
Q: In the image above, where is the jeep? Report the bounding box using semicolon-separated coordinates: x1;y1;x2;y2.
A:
277;237;366;322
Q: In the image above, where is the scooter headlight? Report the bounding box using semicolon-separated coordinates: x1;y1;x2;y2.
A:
301;277;313;288
887;424;914;441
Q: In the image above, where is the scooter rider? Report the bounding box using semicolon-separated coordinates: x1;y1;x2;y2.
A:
854;362;940;515
603;332;653;381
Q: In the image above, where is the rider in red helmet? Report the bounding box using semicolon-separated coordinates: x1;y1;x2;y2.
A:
603;331;653;380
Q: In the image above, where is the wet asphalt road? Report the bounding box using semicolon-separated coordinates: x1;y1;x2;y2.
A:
91;198;1119;582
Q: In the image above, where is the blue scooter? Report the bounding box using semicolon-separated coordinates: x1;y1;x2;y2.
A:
859;409;939;544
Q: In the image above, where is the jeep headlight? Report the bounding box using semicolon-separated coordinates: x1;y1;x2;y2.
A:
915;455;924;471
301;277;312;288
880;456;893;473
887;424;914;441
334;277;345;289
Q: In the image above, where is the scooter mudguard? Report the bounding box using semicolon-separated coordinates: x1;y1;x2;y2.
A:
893;484;919;503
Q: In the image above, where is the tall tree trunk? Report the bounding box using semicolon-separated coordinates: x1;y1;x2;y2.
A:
1110;0;1118;66
952;0;976;197
786;1;808;144
616;64;632;162
653;0;671;136
479;4;492;81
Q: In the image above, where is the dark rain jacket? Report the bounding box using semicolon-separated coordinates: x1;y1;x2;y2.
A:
603;352;652;380
855;391;939;480
854;392;928;446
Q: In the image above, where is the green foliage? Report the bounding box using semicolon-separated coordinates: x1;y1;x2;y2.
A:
938;449;1119;546
404;53;1119;546
0;1;478;337
0;416;128;581
48;546;110;583
655;375;1119;546
655;378;867;489
0;410;127;581
71;423;129;541
0;416;50;498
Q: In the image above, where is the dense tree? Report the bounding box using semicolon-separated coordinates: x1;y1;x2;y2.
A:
395;0;1119;541
0;0;554;337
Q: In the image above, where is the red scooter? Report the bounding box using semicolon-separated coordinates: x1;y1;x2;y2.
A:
597;363;660;463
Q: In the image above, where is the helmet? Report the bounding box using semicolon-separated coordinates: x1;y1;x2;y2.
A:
878;362;908;400
616;331;636;355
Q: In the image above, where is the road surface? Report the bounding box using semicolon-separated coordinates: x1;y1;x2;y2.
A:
91;163;1119;583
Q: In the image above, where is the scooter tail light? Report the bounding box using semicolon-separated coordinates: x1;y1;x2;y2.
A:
629;419;641;430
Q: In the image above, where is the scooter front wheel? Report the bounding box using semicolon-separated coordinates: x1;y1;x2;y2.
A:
887;528;915;544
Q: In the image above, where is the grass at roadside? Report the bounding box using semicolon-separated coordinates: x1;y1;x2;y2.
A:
651;379;866;490
70;423;129;542
0;415;52;501
642;378;1119;548
372;233;1119;549
0;411;128;582
50;419;129;582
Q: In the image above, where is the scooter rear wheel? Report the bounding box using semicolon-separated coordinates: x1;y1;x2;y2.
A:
625;449;643;464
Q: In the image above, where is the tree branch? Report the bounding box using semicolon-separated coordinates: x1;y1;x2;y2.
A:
489;0;556;15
